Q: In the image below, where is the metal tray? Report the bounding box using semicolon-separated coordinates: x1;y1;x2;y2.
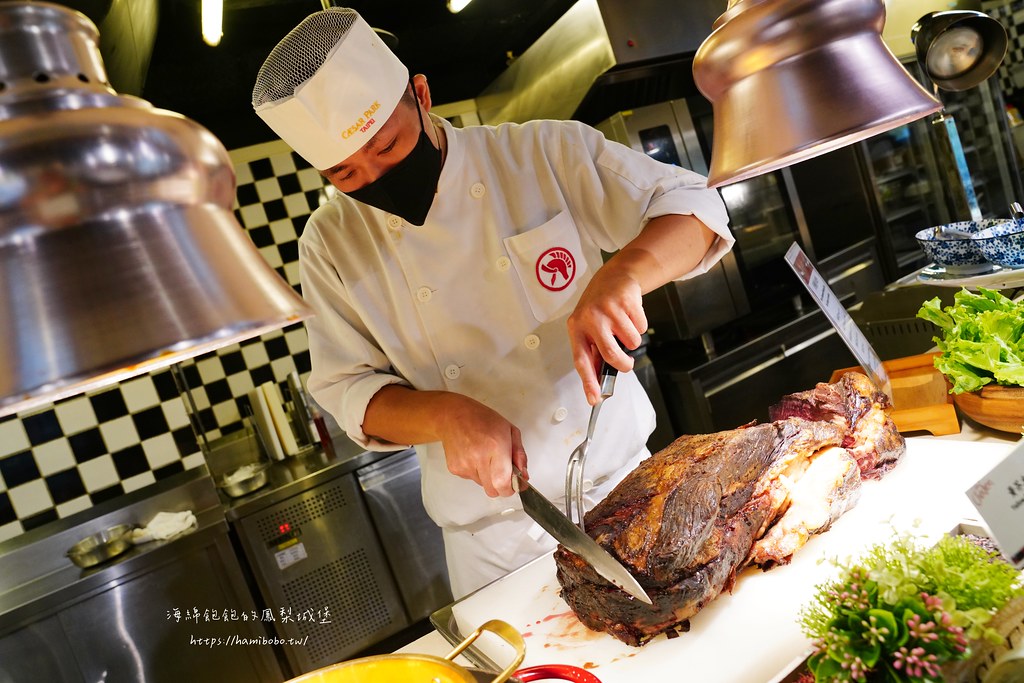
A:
431;601;502;673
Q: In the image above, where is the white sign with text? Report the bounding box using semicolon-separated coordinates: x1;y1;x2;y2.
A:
275;541;308;571
784;242;891;399
967;440;1024;568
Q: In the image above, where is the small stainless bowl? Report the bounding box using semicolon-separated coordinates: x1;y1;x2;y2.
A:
217;463;270;498
66;524;134;568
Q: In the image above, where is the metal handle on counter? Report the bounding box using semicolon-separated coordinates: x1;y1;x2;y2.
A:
444;619;525;683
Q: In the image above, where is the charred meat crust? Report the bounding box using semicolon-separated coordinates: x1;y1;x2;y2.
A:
769;372;904;477
553;373;906;647
555;418;847;646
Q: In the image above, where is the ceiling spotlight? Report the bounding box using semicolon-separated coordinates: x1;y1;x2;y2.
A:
911;10;1008;222
912;10;1007;92
448;0;473;14
202;0;223;46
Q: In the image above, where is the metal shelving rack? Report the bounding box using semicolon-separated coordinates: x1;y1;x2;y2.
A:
860;58;1024;281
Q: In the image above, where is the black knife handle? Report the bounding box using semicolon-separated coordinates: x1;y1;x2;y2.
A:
601;337;643;374
598;338;641;398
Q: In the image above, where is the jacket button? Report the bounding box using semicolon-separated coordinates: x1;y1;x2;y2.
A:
470;182;486;199
496;256;511;272
553;407;568;422
524;334;540;350
582;479;594;492
444;364;461;380
387;215;403;229
416;287;433;303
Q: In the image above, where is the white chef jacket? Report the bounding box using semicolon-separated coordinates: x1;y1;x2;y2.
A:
300;116;732;533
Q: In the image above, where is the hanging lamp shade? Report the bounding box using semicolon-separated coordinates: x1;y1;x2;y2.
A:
0;2;312;419
693;0;943;188
912;10;1008;92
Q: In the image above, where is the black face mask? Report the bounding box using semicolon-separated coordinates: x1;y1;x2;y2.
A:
344;97;442;226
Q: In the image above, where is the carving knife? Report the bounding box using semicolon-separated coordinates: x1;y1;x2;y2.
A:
512;466;652;605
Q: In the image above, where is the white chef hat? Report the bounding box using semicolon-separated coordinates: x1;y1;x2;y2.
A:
251;8;409;170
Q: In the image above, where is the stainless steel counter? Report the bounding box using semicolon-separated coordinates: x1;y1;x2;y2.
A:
218;438;394;522
0;466;221;631
0;465;283;682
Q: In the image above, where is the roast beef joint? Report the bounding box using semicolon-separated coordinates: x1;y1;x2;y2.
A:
554;372;905;647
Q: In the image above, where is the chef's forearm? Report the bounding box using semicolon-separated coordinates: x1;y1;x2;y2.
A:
362;384;456;445
608;213;717;294
362;385;525;495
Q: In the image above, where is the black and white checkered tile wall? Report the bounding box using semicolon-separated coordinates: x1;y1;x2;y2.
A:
994;2;1024;96
0;140;331;543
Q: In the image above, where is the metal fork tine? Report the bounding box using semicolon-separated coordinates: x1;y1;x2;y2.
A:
565;445;581;523
565;359;619;532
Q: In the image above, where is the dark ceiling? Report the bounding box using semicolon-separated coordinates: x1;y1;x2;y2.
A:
140;0;577;150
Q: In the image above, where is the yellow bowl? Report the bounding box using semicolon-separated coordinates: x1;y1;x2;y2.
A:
286;653;479;683
286;619;525;683
953;384;1024;434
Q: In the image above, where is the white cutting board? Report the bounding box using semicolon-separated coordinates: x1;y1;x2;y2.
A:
449;437;1015;683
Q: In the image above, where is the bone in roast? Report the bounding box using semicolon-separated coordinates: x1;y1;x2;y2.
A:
554;372;905;646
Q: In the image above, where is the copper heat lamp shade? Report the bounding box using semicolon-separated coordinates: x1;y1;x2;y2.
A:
0;2;313;418
693;0;943;188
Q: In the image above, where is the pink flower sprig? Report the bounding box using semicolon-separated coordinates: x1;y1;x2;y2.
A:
905;612;939;643
892;645;942;679
799;531;1024;682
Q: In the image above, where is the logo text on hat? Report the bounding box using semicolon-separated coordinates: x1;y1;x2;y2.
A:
342;101;382;140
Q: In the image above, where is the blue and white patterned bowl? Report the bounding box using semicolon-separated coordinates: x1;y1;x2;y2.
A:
915;220;1000;268
971;219;1024;267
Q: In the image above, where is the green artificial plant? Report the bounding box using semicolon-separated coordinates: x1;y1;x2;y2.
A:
799;531;1023;682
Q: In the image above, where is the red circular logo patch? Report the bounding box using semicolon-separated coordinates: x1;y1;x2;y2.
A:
536;247;576;292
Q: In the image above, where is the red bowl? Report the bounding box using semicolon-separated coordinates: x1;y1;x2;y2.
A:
515;664;603;682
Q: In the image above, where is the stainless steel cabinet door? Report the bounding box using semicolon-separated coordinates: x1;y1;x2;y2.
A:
57;541;280;683
0;616;83;682
357;451;452;622
235;471;409;674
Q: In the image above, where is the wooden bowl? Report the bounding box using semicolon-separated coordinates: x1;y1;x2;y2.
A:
952;384;1024;434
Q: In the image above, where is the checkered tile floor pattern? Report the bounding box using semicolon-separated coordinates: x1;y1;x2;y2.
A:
0;141;329;543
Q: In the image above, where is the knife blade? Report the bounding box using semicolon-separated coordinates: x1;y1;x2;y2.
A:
512;466;652;605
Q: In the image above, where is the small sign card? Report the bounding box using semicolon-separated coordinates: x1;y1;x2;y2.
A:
275;541;308;571
966;440;1024;568
784;242;891;399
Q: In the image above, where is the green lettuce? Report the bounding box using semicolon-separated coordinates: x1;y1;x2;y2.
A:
916;287;1024;394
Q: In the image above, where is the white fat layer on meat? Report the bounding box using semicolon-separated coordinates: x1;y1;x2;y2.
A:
748;446;862;565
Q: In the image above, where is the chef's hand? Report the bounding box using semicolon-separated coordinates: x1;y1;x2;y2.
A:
567;267;645;406
363;386;528;498
437;393;529;498
567;215;718;404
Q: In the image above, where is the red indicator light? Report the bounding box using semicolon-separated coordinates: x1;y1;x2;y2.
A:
278;522;291;534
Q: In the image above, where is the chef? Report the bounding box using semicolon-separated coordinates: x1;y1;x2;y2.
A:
252;7;733;597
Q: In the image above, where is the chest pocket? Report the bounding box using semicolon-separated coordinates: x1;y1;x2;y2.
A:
503;211;589;323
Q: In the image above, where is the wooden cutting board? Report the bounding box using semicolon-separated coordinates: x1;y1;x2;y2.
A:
445;438;1013;683
830;353;960;436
